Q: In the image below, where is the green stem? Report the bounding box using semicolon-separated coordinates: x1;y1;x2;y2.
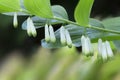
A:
53;16;120;34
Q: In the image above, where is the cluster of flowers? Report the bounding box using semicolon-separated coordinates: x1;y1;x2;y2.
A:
98;39;114;60
13;13;114;61
81;35;114;61
45;25;72;48
13;13;37;37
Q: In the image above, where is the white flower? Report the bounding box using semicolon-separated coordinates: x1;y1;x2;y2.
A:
26;17;37;37
49;25;56;43
13;12;18;28
27;17;31;36
81;35;85;54
97;39;114;61
81;35;93;56
45;24;50;42
98;39;102;57
60;26;66;45
105;41;114;58
86;37;93;54
65;29;72;48
101;43;108;61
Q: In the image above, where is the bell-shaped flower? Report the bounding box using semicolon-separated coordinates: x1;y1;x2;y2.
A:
49;25;56;43
97;39;114;61
81;35;93;56
98;39;103;57
101;43;108;61
81;35;85;54
65;29;72;48
60;26;66;45
86;37;93;55
26;17;37;37
27;17;31;36
105;41;114;58
13;12;18;28
45;24;50;42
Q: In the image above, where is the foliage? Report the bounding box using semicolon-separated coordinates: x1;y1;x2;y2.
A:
0;0;120;48
0;47;120;80
0;1;120;79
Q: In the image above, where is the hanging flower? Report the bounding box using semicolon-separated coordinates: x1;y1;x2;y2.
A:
98;39;103;57
105;41;114;58
26;17;37;37
101;43;108;61
49;25;56;43
97;39;114;61
60;26;72;48
81;35;93;56
60;26;66;46
13;12;18;28
44;24;56;43
65;29;72;48
45;24;50;42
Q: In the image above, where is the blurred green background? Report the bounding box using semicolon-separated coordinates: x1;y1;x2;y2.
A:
0;0;120;80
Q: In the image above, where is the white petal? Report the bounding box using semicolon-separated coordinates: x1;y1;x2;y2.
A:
49;25;56;43
105;41;114;58
101;43;107;60
84;37;90;55
81;35;85;53
60;26;66;45
45;24;50;42
86;37;93;54
13;12;18;28
65;30;72;48
27;17;31;36
98;39;102;56
29;18;37;37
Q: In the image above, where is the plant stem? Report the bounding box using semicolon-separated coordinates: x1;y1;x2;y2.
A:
54;16;120;34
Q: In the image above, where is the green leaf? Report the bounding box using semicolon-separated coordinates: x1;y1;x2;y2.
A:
74;0;94;26
52;5;68;19
102;17;120;50
22;5;69;30
102;17;120;32
0;0;21;13
24;0;53;18
113;40;120;51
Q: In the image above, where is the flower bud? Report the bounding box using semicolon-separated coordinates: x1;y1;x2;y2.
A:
13;12;18;28
86;37;93;56
49;25;56;43
101;43;108;61
81;36;93;56
26;17;37;37
27;17;31;36
105;41;114;58
29;18;37;37
45;24;50;42
98;39;102;57
81;35;85;54
65;30;72;48
60;26;66;45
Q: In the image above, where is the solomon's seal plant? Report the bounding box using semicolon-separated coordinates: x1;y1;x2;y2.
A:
0;0;119;61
